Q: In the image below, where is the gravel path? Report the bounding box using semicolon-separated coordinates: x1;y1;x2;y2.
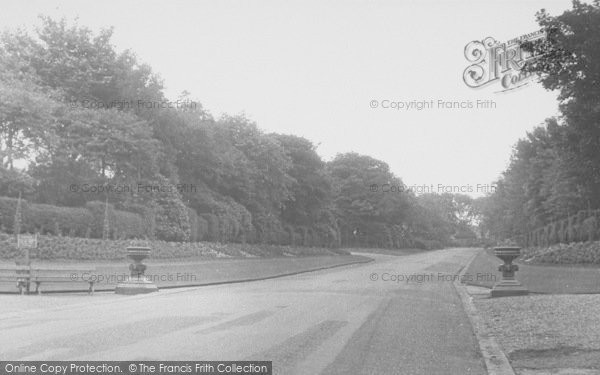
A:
474;294;600;370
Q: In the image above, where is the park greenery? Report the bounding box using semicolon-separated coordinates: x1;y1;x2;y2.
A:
4;2;598;256
479;1;600;249
0;17;480;251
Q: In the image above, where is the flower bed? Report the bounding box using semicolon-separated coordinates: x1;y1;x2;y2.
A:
0;232;348;261
521;241;600;265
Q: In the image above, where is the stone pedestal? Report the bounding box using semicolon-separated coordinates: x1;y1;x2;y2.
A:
491;246;528;297
115;246;158;295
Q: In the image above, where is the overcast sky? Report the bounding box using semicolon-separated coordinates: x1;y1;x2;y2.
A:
1;0;575;196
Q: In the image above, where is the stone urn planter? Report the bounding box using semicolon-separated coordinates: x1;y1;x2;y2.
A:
115;245;158;295
490;246;528;297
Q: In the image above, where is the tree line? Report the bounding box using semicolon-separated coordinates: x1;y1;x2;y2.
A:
478;1;600;245
0;17;478;248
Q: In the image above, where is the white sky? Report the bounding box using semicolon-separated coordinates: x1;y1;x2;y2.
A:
0;0;574;196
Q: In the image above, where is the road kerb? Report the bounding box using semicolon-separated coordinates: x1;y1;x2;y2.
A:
453;250;516;375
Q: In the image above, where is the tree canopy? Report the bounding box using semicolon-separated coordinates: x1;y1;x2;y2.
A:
0;16;478;248
479;1;600;242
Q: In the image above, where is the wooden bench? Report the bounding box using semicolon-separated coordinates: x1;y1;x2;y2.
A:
0;266;96;295
0;265;33;294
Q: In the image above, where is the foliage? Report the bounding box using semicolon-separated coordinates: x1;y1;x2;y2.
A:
0;16;484;251
480;2;600;243
0;196;146;239
523;241;600;265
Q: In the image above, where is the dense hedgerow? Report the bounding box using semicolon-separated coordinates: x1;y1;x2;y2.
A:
0;196;346;249
200;213;219;242
0;197;144;239
28;203;94;237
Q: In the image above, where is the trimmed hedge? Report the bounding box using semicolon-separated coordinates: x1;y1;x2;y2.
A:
28;203;94;237
0;196;350;249
201;213;219;241
0;233;350;260
0;197;144;239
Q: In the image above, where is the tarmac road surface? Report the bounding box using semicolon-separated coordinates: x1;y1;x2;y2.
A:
0;248;486;375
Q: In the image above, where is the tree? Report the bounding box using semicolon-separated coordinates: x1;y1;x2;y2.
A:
328;152;418;247
481;2;600;242
13;192;22;237
523;1;600;210
275;134;333;226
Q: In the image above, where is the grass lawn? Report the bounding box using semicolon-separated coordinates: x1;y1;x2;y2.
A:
464;248;600;294
0;254;372;294
348;247;426;257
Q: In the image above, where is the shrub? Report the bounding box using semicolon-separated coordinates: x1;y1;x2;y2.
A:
85;201;144;239
119;202;156;239
149;177;191;242
0;197;23;233
201;214;219;241
113;210;145;239
0;197;99;237
0;197;146;240
27;204;94;237
187;207;199;242
253;212;284;244
196;215;208;241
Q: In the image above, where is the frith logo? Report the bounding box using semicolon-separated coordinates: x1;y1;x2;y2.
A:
463;30;545;92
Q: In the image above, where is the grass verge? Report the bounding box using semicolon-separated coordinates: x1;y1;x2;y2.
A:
464;248;600;294
0;254;372;293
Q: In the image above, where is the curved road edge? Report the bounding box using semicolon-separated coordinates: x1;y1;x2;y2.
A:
453;249;516;375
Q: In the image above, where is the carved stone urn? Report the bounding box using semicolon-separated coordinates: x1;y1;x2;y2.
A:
115;245;158;295
490;246;528;297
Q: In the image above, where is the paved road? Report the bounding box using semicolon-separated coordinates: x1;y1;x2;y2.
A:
0;248;486;374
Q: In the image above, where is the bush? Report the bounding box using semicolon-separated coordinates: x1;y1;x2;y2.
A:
0;197;97;236
0;197;22;233
119;202;156;239
196;215;208;241
152;180;191;241
201;214;219;241
27;203;94;236
85;201;144;239
0;197;145;239
253;213;287;244
187;207;199;242
112;210;145;239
